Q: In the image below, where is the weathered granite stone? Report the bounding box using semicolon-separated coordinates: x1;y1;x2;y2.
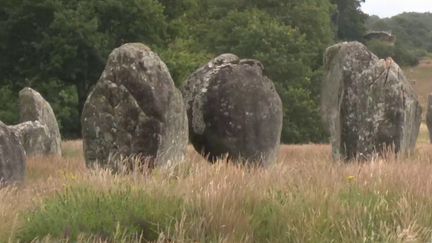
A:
321;41;422;161
9;121;50;157
19;87;62;156
0;121;25;184
426;94;432;143
182;54;283;166
82;43;188;169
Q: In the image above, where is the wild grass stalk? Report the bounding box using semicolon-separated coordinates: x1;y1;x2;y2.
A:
2;141;432;242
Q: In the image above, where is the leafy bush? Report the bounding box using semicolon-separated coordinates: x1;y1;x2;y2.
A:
0;85;18;125
366;40;421;66
0;0;369;143
366;12;432;65
158;38;212;86
393;45;420;66
366;40;395;59
199;8;329;143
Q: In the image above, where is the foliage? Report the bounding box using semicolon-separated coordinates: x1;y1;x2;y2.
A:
0;0;167;136
366;40;423;67
366;12;432;66
163;1;335;143
331;0;367;40
0;0;371;143
0;85;19;125
158;39;212;85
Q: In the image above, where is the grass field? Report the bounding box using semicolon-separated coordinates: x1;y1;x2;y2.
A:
3;141;432;242
1;57;431;242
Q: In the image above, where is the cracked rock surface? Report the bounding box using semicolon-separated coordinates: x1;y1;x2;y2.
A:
182;54;283;166
321;41;421;161
82;43;188;169
426;94;432;143
9;121;51;157
0;121;25;184
17;87;62;156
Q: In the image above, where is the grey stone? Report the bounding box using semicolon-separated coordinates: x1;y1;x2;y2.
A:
19;87;62;156
182;53;283;166
9;121;50;157
82;43;188;169
426;94;432;143
0;121;25;184
321;41;422;161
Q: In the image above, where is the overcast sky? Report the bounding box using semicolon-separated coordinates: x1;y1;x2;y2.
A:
361;0;432;18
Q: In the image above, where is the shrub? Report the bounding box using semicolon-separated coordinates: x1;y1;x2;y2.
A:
366;40;395;59
0;85;19;125
366;40;421;66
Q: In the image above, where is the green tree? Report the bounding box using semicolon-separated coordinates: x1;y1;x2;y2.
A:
366;12;432;65
159;0;335;143
190;5;333;142
0;85;19;125
0;0;167;136
331;0;367;40
1;0;339;143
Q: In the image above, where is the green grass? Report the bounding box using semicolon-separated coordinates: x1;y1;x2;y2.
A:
16;182;432;243
4;143;432;242
17;185;184;242
245;187;404;243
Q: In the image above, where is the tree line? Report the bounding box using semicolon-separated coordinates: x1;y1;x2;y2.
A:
0;0;367;142
366;12;432;66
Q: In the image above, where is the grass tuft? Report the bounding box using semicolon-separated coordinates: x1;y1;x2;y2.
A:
18;184;184;242
3;142;432;242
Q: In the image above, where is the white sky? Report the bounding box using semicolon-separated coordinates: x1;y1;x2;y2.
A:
361;0;432;18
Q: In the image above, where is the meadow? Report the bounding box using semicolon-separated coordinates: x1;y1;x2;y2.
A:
0;58;431;243
2;140;432;242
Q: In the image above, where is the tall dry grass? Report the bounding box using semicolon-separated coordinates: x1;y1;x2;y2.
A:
0;141;86;241
2;141;432;242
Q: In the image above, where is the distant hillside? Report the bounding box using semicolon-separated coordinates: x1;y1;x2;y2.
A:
365;13;432;65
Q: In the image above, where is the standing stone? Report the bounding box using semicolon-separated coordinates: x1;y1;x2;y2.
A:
82;43;188;169
321;41;422;161
19;87;62;156
182;54;283;166
426;94;432;143
0;121;25;184
9;121;50;157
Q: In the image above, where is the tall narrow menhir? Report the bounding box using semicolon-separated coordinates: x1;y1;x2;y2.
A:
426;94;432;143
81;43;188;169
321;42;421;161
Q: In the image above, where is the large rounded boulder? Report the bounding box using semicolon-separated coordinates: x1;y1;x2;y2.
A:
321;42;422;161
182;54;283;166
0;121;25;184
82;43;188;169
17;87;62;156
